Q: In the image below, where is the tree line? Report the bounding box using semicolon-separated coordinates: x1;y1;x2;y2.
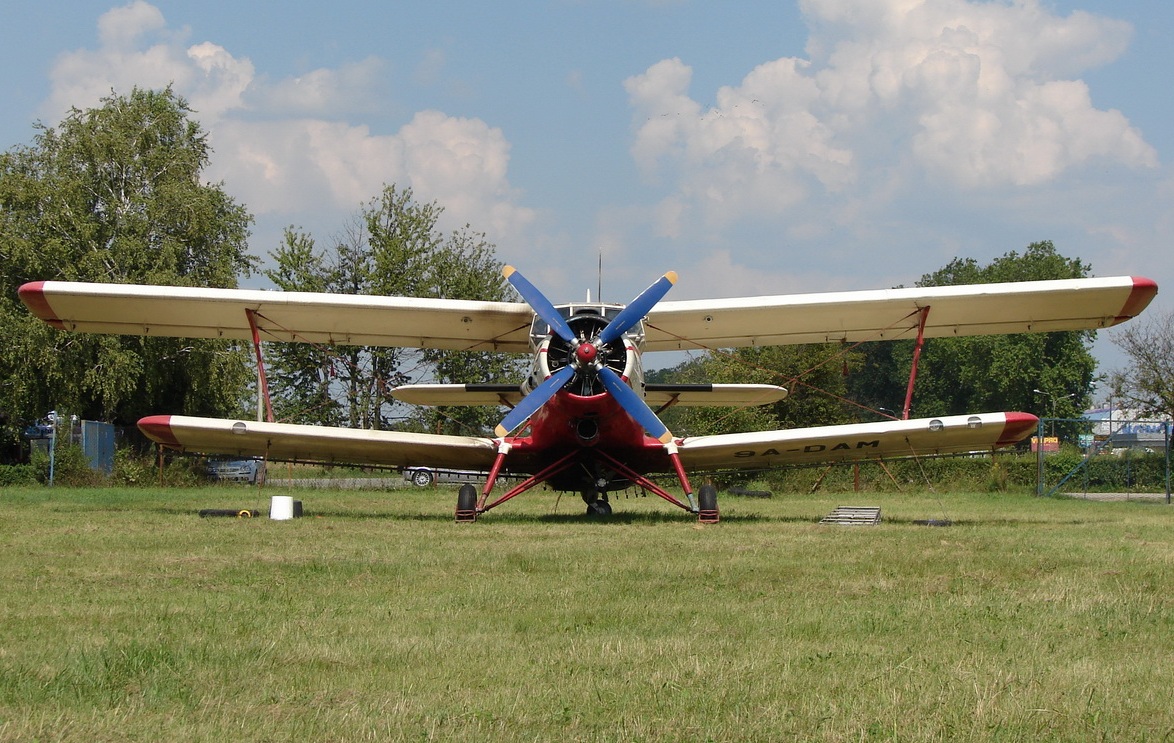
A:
1;87;1168;461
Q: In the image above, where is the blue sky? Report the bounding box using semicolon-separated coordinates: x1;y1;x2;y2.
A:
2;1;1171;377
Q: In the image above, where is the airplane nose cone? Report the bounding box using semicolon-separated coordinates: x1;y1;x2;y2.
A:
575;342;598;364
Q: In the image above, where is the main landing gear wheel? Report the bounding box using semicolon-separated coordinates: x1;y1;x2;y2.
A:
455;484;478;522
698;484;719;524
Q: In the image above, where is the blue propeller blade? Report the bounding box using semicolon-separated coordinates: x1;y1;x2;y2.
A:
494;365;575;437
597;271;677;346
596;365;674;444
503;265;576;344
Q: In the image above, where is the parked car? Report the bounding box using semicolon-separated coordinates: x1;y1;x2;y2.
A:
403;466;483;487
206;458;266;484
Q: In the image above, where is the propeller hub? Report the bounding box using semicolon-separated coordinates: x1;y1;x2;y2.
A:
575;342;598;365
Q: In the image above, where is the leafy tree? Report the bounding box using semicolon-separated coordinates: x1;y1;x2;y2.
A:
263;185;523;434
1108;309;1174;420
848;241;1097;432
0;87;255;452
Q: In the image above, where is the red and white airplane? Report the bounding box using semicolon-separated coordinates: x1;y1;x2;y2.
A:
19;268;1157;521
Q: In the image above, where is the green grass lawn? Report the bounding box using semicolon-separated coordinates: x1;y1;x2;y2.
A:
1;485;1171;741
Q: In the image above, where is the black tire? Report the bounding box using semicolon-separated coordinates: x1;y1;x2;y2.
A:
698;484;718;513
457;484;477;512
412;469;434;487
586;499;612;516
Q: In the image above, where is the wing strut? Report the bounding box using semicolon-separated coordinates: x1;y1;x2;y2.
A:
246;309;275;423
901;306;931;420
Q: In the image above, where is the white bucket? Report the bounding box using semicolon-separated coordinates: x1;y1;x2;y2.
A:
270;495;295;520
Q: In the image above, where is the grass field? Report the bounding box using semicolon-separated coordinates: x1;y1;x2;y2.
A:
1;484;1172;741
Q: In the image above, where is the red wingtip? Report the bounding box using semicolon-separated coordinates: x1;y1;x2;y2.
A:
18;282;66;329
138;415;181;448
998;412;1040;446
1113;276;1158;325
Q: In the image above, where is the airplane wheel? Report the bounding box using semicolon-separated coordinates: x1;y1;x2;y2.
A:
698;485;719;523
455;484;478;522
586;499;612;516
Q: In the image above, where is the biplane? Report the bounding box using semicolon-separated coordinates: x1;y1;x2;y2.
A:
19;268;1157;521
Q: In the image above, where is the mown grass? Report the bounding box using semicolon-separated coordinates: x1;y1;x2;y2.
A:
0;485;1171;741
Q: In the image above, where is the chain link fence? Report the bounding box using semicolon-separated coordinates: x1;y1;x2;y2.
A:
1032;416;1171;501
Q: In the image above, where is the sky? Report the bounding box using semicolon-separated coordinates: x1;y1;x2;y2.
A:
1;0;1171;380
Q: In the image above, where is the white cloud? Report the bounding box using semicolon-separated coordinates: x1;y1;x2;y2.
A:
625;56;853;232
44;2;534;246
46;3;194;119
184;42;254;121
96;0;166;49
255;57;389;118
627;0;1157;233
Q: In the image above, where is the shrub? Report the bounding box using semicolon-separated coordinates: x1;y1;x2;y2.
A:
112;449;209;487
0;463;38;486
756;450;1169;494
111;449;157;486
29;444;104;486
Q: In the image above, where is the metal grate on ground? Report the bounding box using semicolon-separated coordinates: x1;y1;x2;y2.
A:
820;506;881;525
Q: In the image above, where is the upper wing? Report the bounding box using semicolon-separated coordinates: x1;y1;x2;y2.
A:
19;281;534;352
139;415;500;470
21;275;1157;354
677;412;1037;470
643;276;1157;351
391;382;789;408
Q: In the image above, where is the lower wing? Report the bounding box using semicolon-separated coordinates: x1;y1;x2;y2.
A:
677;412;1037;470
138;411;1036;477
138;415;499;470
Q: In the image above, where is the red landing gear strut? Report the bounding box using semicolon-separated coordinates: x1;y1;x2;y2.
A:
455;440;718;523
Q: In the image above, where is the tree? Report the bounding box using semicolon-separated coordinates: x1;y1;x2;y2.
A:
0;87;256;452
848;241;1097;432
262;185;523;434
1108;309;1174;420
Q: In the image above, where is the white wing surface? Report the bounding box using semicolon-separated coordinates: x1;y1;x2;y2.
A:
392;384;524;407
20;276;1156;353
677;412;1038;470
644;384;788;407
643;276;1157;351
19;281;534;352
139;415;499;470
